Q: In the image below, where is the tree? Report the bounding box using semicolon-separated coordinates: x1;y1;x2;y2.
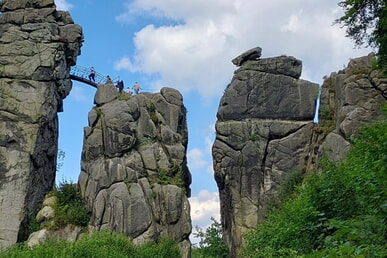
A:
336;0;387;71
192;217;229;258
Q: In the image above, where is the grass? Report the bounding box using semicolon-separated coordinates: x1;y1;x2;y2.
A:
0;231;182;258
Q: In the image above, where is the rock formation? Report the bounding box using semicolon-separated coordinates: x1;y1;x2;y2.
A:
307;53;387;172
213;49;386;257
0;0;83;248
78;85;192;257
212;49;319;256
26;194;84;248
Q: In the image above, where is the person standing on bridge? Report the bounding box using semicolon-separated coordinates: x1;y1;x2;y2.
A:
88;67;95;82
116;80;124;93
132;82;141;95
106;75;113;84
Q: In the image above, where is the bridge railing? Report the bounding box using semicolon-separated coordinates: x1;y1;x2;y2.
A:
70;65;106;85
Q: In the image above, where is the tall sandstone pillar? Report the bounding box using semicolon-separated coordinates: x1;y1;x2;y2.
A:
212;48;318;257
0;0;83;248
79;86;192;257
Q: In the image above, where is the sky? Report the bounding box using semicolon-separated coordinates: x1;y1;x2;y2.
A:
54;0;371;242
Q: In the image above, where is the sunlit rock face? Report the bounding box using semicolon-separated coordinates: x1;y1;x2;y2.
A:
213;49;386;257
0;0;83;248
307;53;387;172
79;86;192;257
212;48;319;257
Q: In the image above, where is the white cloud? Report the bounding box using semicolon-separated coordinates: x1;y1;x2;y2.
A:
189;190;220;244
114;56;135;72
189;190;220;227
115;0;371;101
54;0;73;11
187;123;216;174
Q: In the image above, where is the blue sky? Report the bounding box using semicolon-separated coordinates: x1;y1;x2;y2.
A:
55;0;371;237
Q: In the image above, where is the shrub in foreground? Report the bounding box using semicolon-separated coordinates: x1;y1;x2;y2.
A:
242;118;387;257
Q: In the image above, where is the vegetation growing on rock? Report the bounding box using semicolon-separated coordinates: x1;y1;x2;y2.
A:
50;180;89;230
242;115;387;257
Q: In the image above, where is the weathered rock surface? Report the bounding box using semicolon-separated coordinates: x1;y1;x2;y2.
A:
213;50;386;257
0;0;83;248
232;47;262;66
306;53;387;173
26;194;83;248
27;225;83;248
79;87;192;257
213;49;318;256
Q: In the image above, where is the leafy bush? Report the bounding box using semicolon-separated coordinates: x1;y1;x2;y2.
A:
0;231;182;258
192;217;229;258
242;117;387;257
268;170;304;209
51;180;89;229
136;238;182;257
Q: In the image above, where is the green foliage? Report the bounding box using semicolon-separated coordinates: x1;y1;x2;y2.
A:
249;133;259;142
0;231;182;258
336;0;387;72
276;170;304;205
148;102;160;124
136;238;182;257
117;92;131;101
242;191;318;257
94;107;102;117
157;168;170;185
136;134;161;146
150;112;159;124
315;105;335;133
157;163;186;193
242;118;387;257
169;162;185;189
192;217;229;258
51;180;89;229
148;102;156;113
27;213;41;236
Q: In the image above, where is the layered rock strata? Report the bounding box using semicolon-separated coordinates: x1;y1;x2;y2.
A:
0;0;83;248
212;50;319;256
79;85;192;257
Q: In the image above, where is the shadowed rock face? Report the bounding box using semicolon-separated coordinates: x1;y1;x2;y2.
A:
79;86;192;257
212;52;318;256
0;0;83;248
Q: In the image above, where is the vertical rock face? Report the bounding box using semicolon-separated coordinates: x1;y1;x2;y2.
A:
0;0;83;248
213;49;386;256
79;86;192;257
307;53;387;172
212;49;318;256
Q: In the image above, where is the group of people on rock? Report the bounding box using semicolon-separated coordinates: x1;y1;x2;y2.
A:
88;67;142;95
